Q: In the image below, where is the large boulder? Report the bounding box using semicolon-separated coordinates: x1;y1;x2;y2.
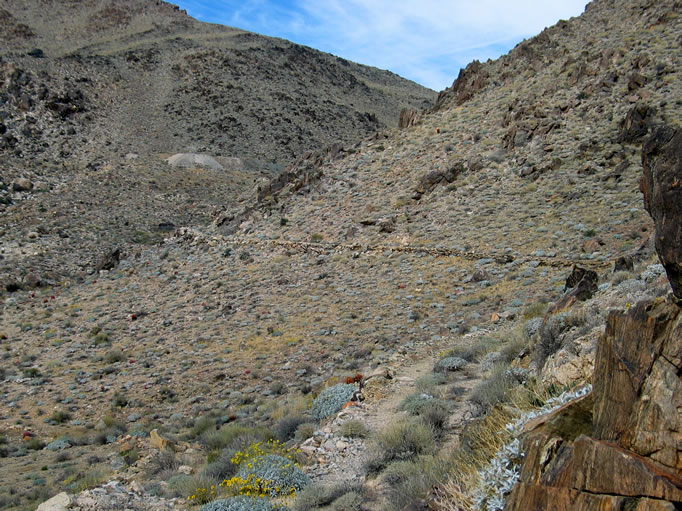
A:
640;127;682;300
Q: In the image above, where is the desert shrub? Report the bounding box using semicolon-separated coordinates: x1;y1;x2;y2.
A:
338;419;369;439
381;460;422;486
201;450;239;481
415;373;446;395
433;356;467;373
522;301;547;320
310;233;324;242
200;496;290;511
369;418;435;471
535;310;591;371
169;474;219;504
294;422;315;442
418;401;450;434
230;454;310;497
190;415;217;439
470;364;515;412
147;449;179;478
200;424;273;451
380;455;451;509
498;327;528;364
104;349;124;364
92;332;110;345
293;482;362;510
442;337;494;362
276;416;309;442
612;270;634;285
26;437;45;450
50;410;72;423
329;491;364;511
310;384;355;420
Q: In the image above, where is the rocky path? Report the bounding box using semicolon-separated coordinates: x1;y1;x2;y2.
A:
299;332;487;499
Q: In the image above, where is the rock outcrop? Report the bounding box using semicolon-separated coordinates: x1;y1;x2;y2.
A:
506;129;682;509
640;127;682;300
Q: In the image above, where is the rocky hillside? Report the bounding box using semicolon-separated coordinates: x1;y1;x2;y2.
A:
0;0;681;510
0;0;434;165
0;0;434;287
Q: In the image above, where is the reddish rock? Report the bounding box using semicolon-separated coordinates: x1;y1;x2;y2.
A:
505;483;627;511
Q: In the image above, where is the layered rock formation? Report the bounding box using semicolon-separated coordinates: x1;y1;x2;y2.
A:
506;129;682;509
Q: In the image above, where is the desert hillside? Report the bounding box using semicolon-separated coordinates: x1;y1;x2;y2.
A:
0;0;681;510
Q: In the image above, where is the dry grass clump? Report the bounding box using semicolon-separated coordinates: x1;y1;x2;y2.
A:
367;418;436;473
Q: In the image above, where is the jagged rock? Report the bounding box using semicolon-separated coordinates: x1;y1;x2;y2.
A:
256;143;344;202
378;217;396;233
95;247;121;272
640;127;682;300
551;266;598;312
435;60;488;109
614;255;635;272
413;163;461;197
399;108;421;128
619;103;656;143
541;327;601;387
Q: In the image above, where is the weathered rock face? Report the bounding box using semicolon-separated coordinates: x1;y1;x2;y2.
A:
506;128;682;509
508;298;682;510
434;60;488;110
640;127;682;300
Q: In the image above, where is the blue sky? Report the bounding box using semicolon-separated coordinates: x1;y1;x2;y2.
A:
174;0;590;91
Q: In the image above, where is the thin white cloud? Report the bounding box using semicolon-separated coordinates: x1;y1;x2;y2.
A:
177;0;590;90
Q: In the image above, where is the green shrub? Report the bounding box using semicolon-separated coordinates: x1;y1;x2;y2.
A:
50;410;72;423
378;455;451;509
294;422;315;442
201;450;239;481
338;419;369;439
329;491;363;511
470;364;510;411
104;349;125;364
146;449;179;477
200;424;273;451
168;474;219;504
293;482;362;510
369;418;435;471
415;374;446;395
311;384;355;420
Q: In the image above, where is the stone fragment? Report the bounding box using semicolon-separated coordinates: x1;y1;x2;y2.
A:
149;429;173;451
36;492;72;511
12;177;33;191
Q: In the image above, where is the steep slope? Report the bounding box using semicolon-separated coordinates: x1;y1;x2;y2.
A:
230;0;680;265
0;0;681;510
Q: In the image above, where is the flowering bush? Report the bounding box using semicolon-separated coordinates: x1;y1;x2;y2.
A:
232;454;310;497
